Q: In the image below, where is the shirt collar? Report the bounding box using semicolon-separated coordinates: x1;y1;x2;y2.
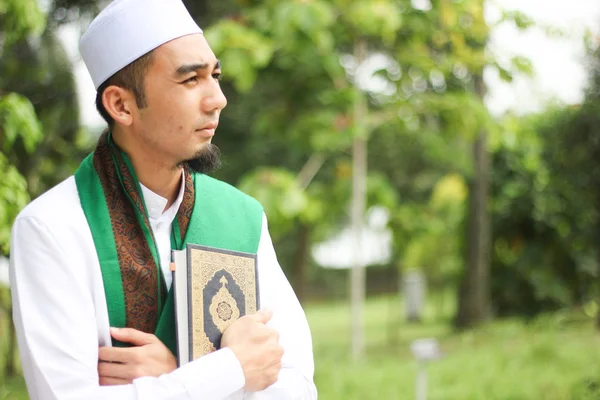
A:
139;170;186;222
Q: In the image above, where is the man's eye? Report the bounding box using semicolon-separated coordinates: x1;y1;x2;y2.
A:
184;76;198;84
212;72;222;81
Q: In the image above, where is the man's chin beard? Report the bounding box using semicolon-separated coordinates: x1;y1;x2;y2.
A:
180;143;222;174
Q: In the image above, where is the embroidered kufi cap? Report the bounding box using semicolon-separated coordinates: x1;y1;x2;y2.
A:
80;0;203;89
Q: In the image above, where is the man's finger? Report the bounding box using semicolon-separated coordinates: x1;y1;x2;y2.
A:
246;308;273;324
99;375;132;386
98;360;138;381
98;346;136;364
110;327;156;346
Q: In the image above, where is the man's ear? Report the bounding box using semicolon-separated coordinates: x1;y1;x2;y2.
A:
102;86;136;126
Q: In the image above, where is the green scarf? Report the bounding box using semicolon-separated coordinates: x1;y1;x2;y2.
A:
74;132;263;354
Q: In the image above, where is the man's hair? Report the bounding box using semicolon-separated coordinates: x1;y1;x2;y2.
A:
95;51;155;126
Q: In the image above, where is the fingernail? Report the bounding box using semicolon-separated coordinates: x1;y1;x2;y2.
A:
110;327;120;334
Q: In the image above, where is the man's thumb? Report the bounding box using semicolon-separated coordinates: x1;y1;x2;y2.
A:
110;327;156;346
248;308;273;324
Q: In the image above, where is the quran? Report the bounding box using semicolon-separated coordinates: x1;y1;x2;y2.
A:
171;244;259;366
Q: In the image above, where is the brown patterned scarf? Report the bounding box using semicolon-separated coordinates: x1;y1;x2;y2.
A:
92;131;195;333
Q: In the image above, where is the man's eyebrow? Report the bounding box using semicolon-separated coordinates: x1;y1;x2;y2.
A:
174;60;222;76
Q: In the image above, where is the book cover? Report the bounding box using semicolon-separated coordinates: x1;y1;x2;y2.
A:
172;244;259;365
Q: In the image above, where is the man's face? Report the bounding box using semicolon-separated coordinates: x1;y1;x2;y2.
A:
133;33;227;169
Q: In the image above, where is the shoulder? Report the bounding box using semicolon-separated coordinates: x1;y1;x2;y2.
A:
15;176;83;227
195;174;263;211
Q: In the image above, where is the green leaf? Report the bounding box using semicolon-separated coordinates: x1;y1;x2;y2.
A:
205;20;275;92
0;0;46;48
511;56;534;77
500;10;535;30
345;0;402;44
239;167;310;238
0;152;30;255
0;93;43;153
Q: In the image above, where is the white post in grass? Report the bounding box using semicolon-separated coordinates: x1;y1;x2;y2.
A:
410;338;442;400
416;361;427;400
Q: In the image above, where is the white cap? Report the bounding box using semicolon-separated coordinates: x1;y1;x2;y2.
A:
79;0;203;89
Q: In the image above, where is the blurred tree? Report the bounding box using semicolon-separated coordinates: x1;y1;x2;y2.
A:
0;0;46;380
365;0;534;328
490;111;581;318
401;173;467;316
488;31;600;324
543;44;600;327
0;0;46;253
489;103;600;323
454;0;492;329
0;29;89;199
581;35;600;328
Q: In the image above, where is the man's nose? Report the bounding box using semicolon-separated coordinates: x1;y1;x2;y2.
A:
202;80;228;112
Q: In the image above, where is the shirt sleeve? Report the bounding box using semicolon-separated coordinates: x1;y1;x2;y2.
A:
10;216;245;400
241;213;318;400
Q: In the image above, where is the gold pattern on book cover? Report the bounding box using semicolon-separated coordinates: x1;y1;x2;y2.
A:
209;276;241;333
189;249;257;360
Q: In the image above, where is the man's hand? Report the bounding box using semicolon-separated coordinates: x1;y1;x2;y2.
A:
97;328;177;386
221;309;284;392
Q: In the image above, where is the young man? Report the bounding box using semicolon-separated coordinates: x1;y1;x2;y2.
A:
9;0;317;399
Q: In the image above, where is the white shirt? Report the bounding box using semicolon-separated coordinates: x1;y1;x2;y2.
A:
9;174;317;400
139;176;185;291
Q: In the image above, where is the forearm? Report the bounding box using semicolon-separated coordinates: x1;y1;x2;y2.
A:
17;331;245;400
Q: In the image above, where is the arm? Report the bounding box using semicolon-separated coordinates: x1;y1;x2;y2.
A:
245;214;318;400
10;216;245;400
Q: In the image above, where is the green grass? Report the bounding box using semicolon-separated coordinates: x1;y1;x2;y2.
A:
1;295;599;399
307;296;600;399
0;376;27;400
0;303;26;400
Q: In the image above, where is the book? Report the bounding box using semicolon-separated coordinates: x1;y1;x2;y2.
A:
171;244;259;366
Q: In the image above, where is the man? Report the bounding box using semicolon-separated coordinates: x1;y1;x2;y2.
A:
9;0;317;399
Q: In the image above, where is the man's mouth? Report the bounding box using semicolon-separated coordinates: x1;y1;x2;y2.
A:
196;121;218;137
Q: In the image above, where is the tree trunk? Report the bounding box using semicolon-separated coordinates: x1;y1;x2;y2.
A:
455;75;491;329
436;280;445;320
292;224;310;304
593;40;600;333
596;301;600;330
596;222;600;330
4;301;16;377
350;38;368;361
